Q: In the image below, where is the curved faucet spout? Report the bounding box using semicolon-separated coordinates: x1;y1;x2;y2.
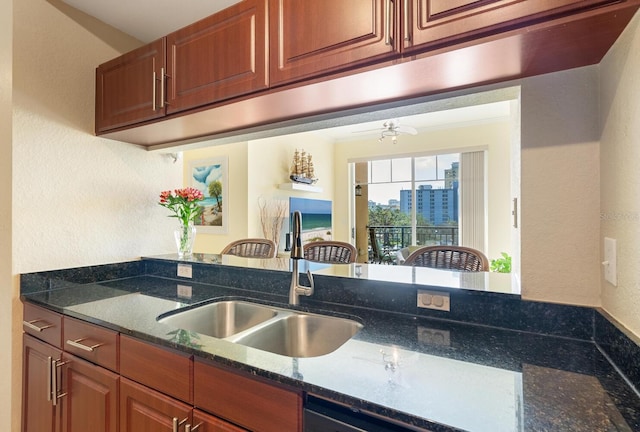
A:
289;211;314;305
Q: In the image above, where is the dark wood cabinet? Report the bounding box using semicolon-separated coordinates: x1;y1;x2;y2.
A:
166;0;268;114
269;0;399;86
192;408;247;432
22;334;62;432
95;38;166;132
120;378;192;432
194;359;303;432
60;354;118;432
403;0;623;52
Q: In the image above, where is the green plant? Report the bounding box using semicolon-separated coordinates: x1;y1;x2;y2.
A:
490;252;512;273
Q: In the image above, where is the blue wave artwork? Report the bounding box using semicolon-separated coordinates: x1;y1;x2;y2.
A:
289;197;332;233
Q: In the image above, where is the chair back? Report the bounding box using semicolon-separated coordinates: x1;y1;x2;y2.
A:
221;238;277;258
403;245;489;271
368;228;392;264
303;241;357;264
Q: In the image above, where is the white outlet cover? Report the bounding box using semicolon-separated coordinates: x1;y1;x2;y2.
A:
177;263;193;278
604;237;617;286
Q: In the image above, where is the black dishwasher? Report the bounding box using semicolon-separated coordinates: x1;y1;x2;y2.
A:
304;395;428;432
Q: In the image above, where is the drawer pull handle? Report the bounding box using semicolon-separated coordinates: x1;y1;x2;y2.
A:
66;338;104;352
186;422;202;432
23;319;54;332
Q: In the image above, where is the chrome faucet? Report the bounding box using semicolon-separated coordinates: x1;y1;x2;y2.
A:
289;211;314;305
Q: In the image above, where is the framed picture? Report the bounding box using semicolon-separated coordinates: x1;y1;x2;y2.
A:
189;156;228;234
289;197;332;246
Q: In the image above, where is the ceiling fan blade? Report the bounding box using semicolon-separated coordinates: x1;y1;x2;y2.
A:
396;125;417;135
351;128;383;134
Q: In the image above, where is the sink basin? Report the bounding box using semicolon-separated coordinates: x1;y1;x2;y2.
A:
158;300;362;357
231;313;362;358
158;300;277;338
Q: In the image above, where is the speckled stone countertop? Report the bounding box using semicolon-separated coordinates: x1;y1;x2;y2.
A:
22;272;640;432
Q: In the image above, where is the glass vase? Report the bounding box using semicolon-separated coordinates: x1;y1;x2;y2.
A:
174;222;196;258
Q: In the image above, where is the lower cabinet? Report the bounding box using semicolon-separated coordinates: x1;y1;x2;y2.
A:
22;334;61;432
61;353;119;432
22;335;118;432
120;378;192;432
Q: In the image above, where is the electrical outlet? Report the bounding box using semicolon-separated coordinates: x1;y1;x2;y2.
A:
177;284;192;299
417;326;451;346
417;289;450;312
177;263;192;278
603;237;617;286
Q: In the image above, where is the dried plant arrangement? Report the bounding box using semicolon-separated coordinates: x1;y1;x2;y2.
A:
258;198;287;249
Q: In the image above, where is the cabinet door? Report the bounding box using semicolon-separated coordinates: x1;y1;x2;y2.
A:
192;409;247;432
166;0;268;114
269;0;398;85
22;334;61;432
60;353;118;432
120;378;191;432
95;38;166;132
404;0;622;52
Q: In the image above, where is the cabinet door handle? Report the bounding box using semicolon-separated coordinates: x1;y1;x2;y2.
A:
160;67;165;108
152;71;157;111
384;0;392;46
173;417;188;432
404;0;410;42
66;338;104;352
46;356;53;402
185;422;202;432
23;319;53;332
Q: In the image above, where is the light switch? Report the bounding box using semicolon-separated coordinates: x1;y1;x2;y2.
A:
603;237;617;286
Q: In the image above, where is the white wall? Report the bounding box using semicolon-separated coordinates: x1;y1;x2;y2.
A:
9;0;183;427
519;66;601;307
1;0;13;429
600;11;640;336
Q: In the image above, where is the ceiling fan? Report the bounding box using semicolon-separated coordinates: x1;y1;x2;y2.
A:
352;119;418;143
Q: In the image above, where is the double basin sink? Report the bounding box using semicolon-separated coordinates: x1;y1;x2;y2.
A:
158;300;363;358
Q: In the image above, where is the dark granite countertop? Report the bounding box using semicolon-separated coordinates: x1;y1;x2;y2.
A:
21;272;640;432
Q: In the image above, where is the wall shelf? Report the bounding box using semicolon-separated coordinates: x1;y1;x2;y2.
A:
278;182;322;193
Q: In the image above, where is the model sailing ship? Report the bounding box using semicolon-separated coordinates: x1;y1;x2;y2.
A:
289;149;318;184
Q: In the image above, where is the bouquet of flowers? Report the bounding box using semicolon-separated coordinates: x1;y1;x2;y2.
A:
158;187;204;226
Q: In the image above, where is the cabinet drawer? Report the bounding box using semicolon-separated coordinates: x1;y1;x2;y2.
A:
194;360;302;432
23;303;63;348
120;335;193;404
63;316;119;372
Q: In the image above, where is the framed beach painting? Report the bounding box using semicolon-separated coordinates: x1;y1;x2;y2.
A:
289;197;332;246
189;156;228;234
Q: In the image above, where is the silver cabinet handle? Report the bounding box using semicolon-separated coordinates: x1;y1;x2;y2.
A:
185;423;202;432
173;417;188;432
152;70;157;111
66;338;104;352
160;67;165;108
404;0;410;42
385;0;391;46
51;358;69;406
46;356;53;402
23;319;53;332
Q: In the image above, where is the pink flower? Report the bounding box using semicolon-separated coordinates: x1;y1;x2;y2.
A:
158;188;205;225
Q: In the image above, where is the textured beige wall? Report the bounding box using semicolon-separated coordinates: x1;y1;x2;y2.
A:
600;11;640;336
10;0;183;428
1;0;13;429
13;0;182;273
519;66;601;307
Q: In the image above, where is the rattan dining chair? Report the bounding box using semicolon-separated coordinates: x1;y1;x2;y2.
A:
303;240;357;264
220;238;277;258
402;245;489;272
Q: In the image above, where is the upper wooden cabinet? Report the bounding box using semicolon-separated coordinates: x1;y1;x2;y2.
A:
95;39;166;133
268;0;399;86
166;0;268;113
404;0;623;52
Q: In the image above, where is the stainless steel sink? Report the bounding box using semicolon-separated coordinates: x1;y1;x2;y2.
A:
230;313;362;358
158;300;362;357
158;300;277;338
